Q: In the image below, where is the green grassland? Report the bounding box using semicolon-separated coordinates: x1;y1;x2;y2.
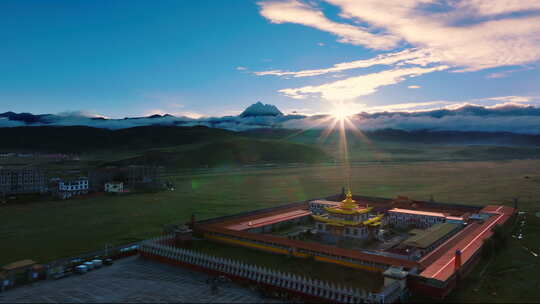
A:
1;159;539;267
1;136;540;302
445;214;540;303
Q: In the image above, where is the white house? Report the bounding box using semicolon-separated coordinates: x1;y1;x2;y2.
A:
58;177;88;199
105;182;124;193
388;208;446;229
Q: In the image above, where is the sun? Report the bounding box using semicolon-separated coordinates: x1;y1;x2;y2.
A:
330;102;352;121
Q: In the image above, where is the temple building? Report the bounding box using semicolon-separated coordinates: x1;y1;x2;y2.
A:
311;190;383;241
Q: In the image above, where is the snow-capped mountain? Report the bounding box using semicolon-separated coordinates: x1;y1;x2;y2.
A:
239;101;283;117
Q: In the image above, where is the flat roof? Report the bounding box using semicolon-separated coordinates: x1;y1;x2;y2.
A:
419;205;514;282
2;259;36;271
402;223;459;249
226;209;311;231
445;216;464;221
310;200;340;206
388;208;446;218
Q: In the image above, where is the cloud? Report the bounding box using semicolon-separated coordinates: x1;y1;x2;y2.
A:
258;0;540;72
456;0;540;17
408;85;421;89
282;102;540;134
236;66;248;71
322;0;540;72
56;110;106;118
486;66;536;79
317;42;325;46
254;48;439;77
2;99;540;134
254;0;540;104
278;65;448;101
484;95;532;103
258;0;400;50
362;101;447;112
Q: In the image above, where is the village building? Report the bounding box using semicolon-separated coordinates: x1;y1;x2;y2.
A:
387;208;447;228
57;177;89;199
0;167;47;196
104;181;124;193
89;165;162;191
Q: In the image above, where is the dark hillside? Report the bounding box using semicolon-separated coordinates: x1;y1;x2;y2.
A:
243;128;540;147
107;138;329;168
0;125;237;152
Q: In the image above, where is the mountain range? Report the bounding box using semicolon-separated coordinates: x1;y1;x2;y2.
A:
2;102;540;134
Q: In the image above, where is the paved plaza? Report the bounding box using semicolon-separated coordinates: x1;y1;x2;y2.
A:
0;256;284;303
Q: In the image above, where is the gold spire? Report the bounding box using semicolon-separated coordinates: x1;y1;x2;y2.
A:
341;189;357;210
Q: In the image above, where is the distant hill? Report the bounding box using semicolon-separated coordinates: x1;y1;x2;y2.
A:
107;138;328;168
0;125;236;152
0;125;329;168
241;128;540;147
3;125;539;153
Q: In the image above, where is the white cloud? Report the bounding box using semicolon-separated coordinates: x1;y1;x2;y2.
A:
486;66;536;79
456;0;540;17
255;0;540;103
483;95;532;103
323;0;540;71
258;0;400;50
362;101;446;112
279;65;448;101
408;85;421;89
236;66;248;71
317;42;325;46
255;48;439;77
258;0;540;72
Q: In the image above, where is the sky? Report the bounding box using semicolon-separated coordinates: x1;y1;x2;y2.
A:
1;0;540;118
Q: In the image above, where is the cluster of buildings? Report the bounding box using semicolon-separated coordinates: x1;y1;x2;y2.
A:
0;165;161;200
0;152;79;162
190;190;514;299
0;167;47;196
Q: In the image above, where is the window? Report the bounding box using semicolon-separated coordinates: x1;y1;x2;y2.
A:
353;229;358;236
345;228;350;234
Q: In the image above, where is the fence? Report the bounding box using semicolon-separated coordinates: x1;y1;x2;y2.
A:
140;235;402;304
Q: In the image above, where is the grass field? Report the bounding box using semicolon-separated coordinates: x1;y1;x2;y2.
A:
446;214;540;303
1;159;539;301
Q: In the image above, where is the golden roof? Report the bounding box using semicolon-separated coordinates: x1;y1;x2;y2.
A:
324;189;372;215
312;215;364;226
341;190;356;209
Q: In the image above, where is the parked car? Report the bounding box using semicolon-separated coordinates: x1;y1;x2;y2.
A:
104;258;114;266
92;259;103;268
83;261;94;270
52;272;68;280
74;265;88;274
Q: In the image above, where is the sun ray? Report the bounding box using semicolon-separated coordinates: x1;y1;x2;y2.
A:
318;117;339;144
280;115;334;141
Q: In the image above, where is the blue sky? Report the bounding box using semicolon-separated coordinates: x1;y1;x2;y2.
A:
1;0;539;118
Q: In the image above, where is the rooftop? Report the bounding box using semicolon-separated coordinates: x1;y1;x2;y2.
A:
225;209;311;231
388;208;447;218
419;205;514;282
2;259;36;271
402;223;459;249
